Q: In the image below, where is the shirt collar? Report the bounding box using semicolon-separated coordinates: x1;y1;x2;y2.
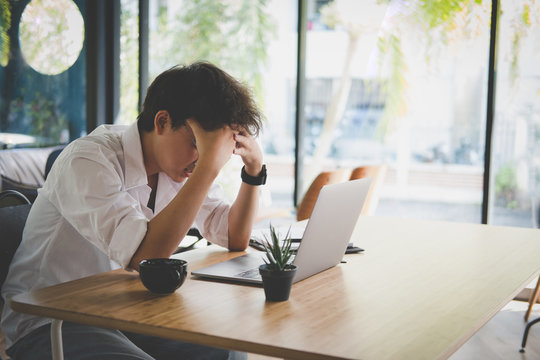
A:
153;173;186;215
121;123;147;189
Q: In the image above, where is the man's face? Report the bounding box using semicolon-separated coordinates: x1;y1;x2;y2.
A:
156;121;198;182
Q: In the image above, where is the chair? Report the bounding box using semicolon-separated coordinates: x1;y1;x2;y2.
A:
44;146;65;180
0;190;31;284
349;165;387;215
258;165;387;225
519;198;540;352
0;202;31;288
524;276;540;322
520;275;540;352
0;200;31;360
0;190;31;208
174;228;207;253
256;164;387;228
255;169;351;225
296;169;350;221
0;176;38;203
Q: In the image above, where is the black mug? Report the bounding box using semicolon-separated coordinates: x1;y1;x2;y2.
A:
139;258;188;294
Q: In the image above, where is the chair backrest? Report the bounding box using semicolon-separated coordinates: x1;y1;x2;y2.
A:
296;169;350;221
1;176;38;203
0;203;31;289
45;146;65;180
0;189;31;208
349;165;387;215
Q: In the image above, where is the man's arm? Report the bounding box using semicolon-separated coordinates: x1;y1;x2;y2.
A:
129;121;236;270
227;132;264;251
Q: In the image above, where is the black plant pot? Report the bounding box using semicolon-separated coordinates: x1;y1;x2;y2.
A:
259;264;297;302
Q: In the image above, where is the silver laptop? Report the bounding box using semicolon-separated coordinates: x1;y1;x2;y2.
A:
191;177;372;285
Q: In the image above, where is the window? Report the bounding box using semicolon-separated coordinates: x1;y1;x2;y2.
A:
302;0;492;223
3;0;538;229
117;0;139;126
147;0;297;206
0;0;86;148
19;0;84;76
489;0;540;227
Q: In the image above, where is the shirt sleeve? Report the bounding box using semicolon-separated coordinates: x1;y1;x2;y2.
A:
45;146;148;268
194;184;231;248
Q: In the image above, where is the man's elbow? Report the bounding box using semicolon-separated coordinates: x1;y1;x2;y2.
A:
228;238;249;252
228;244;248;252
128;257;141;272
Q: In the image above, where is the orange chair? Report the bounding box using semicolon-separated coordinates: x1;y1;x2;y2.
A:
257;165;386;224
521;276;540;351
349;165;387;215
296;169;350;221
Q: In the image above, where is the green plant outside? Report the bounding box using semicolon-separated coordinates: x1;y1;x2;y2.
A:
495;164;518;208
0;0;11;67
149;0;275;109
375;0;488;139
27;94;68;142
8;93;68;144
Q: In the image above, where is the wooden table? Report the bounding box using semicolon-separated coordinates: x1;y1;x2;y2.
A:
10;216;540;360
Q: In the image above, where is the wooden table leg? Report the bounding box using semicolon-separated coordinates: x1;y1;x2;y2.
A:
525;276;540;322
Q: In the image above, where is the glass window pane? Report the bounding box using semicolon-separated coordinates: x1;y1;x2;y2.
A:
148;0;297;207
489;0;540;228
19;0;84;76
303;0;491;223
0;0;86;148
118;0;139;126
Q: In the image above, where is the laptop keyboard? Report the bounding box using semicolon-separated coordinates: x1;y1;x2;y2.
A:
236;268;261;280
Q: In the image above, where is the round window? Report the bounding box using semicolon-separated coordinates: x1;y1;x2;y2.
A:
19;0;84;75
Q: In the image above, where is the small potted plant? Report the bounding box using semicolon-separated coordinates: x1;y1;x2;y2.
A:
259;224;297;302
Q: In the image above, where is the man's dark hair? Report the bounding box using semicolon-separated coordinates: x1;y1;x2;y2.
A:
137;62;262;136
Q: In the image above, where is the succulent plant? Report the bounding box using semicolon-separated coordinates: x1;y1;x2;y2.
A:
261;224;294;271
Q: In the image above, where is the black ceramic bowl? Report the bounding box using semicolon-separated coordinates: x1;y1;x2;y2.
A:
139;258;188;294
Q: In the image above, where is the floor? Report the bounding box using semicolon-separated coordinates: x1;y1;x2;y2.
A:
247;301;540;360
450;300;540;360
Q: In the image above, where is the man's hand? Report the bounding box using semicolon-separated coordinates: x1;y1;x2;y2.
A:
186;119;236;174
233;130;263;176
130;120;237;270
227;128;264;251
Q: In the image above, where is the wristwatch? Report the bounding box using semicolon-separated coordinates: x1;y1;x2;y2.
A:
241;164;267;186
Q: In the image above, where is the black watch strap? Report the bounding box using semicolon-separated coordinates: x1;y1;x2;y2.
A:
241;164;267;186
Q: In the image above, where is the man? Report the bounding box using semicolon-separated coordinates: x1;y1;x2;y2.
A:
1;62;266;359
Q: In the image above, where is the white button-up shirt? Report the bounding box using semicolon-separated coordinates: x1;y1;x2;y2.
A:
1;123;230;347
